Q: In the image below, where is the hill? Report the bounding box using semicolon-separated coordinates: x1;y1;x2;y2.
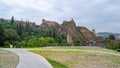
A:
0;17;98;47
97;32;120;39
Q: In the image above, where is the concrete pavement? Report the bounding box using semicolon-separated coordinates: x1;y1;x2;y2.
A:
6;49;53;68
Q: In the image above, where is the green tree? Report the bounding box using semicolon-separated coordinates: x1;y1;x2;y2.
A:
62;39;67;43
73;39;81;46
39;37;47;47
106;42;120;50
16;23;23;40
108;35;116;40
27;36;40;47
0;24;5;46
10;16;17;29
11;16;15;25
17;41;27;48
38;37;56;47
1;22;12;29
4;41;11;47
46;37;55;43
5;29;20;43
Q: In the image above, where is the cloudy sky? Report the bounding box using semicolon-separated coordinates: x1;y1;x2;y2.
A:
0;0;120;33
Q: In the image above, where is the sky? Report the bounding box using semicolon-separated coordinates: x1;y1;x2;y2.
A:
0;0;120;33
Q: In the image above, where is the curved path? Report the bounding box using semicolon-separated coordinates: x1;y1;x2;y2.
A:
6;49;53;68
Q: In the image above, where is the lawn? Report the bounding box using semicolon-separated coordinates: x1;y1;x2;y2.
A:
30;47;120;68
0;49;19;68
46;57;68;68
27;46;118;53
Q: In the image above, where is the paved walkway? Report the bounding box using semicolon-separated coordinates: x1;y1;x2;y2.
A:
6;49;53;68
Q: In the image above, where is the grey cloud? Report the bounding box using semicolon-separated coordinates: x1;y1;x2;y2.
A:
0;0;120;33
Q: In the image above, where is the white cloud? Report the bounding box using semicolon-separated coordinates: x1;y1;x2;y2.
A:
0;0;120;33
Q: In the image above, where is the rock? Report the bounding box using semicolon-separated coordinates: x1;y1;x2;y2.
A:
60;19;84;43
40;19;60;30
77;26;96;41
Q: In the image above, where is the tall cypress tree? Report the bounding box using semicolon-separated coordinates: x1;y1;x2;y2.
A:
17;23;23;40
11;16;15;25
0;24;5;46
10;16;17;29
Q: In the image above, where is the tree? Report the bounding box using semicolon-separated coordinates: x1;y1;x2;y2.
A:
11;16;15;25
5;29;20;43
108;35;116;40
17;41;26;48
27;36;39;47
0;24;5;46
73;39;81;46
46;37;55;43
1;22;12;29
106;42;120;50
38;37;56;47
16;23;23;40
10;16;17;29
61;39;67;43
39;37;47;47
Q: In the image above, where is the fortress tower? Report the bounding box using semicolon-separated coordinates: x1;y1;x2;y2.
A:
92;29;98;37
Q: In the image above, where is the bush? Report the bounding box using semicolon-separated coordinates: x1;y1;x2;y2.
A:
73;39;81;46
4;41;11;48
106;42;120;50
61;39;67;43
26;36;40;47
39;37;56;47
17;41;26;48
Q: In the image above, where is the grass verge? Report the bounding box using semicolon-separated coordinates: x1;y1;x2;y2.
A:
0;49;19;68
46;58;68;68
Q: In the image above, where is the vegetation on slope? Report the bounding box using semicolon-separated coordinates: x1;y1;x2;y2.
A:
0;16;68;47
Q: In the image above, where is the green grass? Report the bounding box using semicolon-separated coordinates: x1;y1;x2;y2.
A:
30;47;120;68
46;58;68;68
25;46;119;55
23;46;117;53
0;49;19;68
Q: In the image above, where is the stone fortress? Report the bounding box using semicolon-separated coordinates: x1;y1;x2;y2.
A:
0;18;99;45
40;18;98;44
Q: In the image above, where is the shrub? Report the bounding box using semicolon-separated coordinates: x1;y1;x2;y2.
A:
39;37;56;47
106;42;120;50
73;39;81;46
4;41;11;48
61;39;67;43
17;41;26;48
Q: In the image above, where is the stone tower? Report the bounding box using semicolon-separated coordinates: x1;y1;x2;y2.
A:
92;29;98;37
67;34;73;44
42;19;45;23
